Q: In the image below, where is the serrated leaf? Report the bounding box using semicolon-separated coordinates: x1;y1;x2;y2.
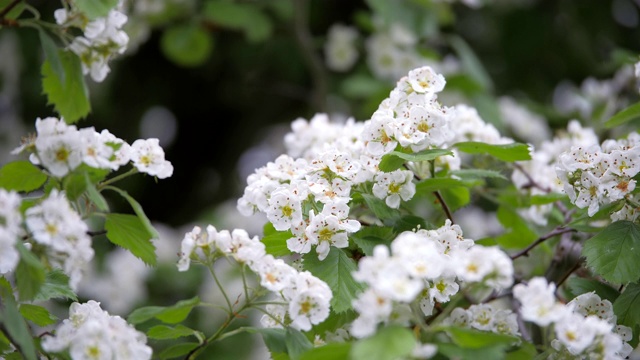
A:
160;23;214;67
605;101;640;128
351;226;394;256
303;248;365;313
147;324;202;340
613;282;640;329
158;342;200;360
104;186;160;238
42;50;91;123
15;242;45;301
34;269;77;302
361;193;401;221
0;281;37;360
285;327;313;360
453;142;531;162
350;326;415;360
262;223;293;257
127;306;165;325
0;161;47;192
379;149;453;172
300;342;351;360
203;0;273;42
105;213;157;266
19;304;58;327
74;0;119;19
583;221;640;284
566;277;620;303
38;30;65;83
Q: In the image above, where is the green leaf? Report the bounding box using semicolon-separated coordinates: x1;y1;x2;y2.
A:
15;242;45;301
244;327;288;354
128;296;200;325
583;221;640;284
378;149;453;172
0;280;37;360
42;50;91;123
392;215;427;233
38;30;65;83
104;213;157;266
158;342;200;360
0;0;25;24
285;327;313;360
351;226;394;256
0;161;47;192
505;341;538;360
300;342;351;360
84;172;109;211
495;205;538;249
203;0;273;42
147;324;202;340
613;282;640;329
415;178;470;194
449;169;507;181
350;325;416;360
437;187;470;213
566;277;620;303
361;193;401;221
340;74;388;99
437;343;508;360
262;223;293;257
604;101;640;129
19;304;57;327
454;142;531;162
104;186;160;238
74;0;119;20
446;326;519;348
303;248;365;313
63;171;87;201
34;269;77;302
160;23;214;67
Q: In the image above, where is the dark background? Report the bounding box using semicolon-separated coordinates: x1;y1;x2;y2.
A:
8;0;640;227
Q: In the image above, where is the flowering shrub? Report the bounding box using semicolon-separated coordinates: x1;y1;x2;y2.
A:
2;1;640;360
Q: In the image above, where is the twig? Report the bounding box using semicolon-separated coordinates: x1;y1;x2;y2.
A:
510;227;575;260
0;0;21;19
292;0;327;111
433;190;455;224
555;258;583;289
512;162;551;193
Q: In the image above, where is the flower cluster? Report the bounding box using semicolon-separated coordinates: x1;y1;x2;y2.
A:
177;225;333;331
511;120;600;225
556;132;640;218
42;300;152;359
13;117;173;179
349;220;513;338
324;24;359;72
54;4;129;82
443;303;519;336
0;189;21;274
513;277;632;359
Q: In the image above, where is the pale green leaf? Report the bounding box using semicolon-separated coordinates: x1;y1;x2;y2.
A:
34;269;77;302
84;172;109;211
605;101;640;129
147;324;202;340
104;186;159;238
105;213;157;266
19;304;58;327
128;296;200;324
303;248;365;313
285;327;313;360
453;142;531;162
300;342;350;360
350;326;415;360
160;23;214;67
38;30;65;83
74;0;119;19
361;193;401;221
583;221;640;284
42;50;91;123
262;222;293;257
379;149;453;172
449;169;507;181
15;242;45;301
0;280;37;360
0;161;47;192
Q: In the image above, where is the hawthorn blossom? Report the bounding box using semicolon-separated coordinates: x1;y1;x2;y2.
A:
372;170;415;209
129;138;173;179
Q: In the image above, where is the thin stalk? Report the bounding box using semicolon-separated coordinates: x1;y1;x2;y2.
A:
510;227;575;260
97;167;138;189
207;264;233;314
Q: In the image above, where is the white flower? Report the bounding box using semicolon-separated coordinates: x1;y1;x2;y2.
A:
252;255;296;292
568;291;615;323
324;24;359;72
288;289;331;331
266;187;304;231
555;313;600;355
407;66;446;94
513;277;567;327
130;138;173;178
372;170;415;209
0;189;21;274
305;209;350;261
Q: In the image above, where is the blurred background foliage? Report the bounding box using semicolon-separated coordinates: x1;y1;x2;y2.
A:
3;0;640;229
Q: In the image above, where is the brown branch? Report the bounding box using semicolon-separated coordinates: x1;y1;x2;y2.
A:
510;227;576;260
433;190;455;224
